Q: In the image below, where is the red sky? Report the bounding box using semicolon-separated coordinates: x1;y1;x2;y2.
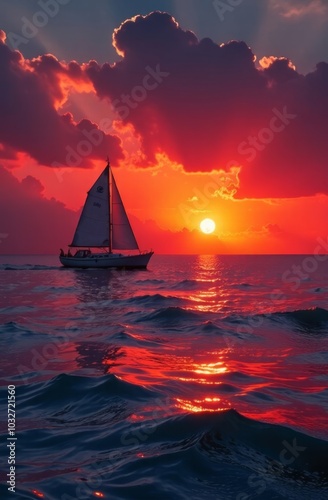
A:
0;9;327;254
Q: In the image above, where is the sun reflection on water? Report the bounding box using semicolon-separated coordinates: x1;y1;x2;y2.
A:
31;490;44;499
173;353;232;412
176;396;231;413
194;361;228;375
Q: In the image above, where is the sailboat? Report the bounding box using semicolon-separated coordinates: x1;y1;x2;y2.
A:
59;161;154;269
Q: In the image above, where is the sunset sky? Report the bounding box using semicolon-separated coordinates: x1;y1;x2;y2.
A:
0;0;327;254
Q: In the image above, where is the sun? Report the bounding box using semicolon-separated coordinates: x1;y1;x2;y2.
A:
200;218;216;234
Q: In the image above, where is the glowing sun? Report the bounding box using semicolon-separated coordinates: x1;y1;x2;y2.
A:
200;218;216;234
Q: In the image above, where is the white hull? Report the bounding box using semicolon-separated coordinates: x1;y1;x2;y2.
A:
59;251;153;269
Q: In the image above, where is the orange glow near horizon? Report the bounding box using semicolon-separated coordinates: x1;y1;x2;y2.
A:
4;150;328;255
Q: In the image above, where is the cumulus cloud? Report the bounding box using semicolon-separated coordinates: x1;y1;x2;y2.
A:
85;12;328;198
87;13;263;172
1;13;327;198
0;34;123;167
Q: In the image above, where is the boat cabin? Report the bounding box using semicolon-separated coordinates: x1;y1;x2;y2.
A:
74;249;91;258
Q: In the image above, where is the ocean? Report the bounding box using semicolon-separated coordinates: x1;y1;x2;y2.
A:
0;254;327;500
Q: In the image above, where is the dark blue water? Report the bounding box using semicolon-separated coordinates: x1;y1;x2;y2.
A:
0;255;327;499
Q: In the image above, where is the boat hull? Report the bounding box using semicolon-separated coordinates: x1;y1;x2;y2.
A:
59;252;154;269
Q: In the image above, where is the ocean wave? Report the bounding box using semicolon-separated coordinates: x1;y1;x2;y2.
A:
0;264;59;271
224;307;328;334
0;321;36;336
6;393;328;500
200;320;225;334
138;306;201;325
135;278;166;285
32;285;76;293
313;287;326;293
2;254;328;499
171;279;202;290
19;373;157;408
0;305;35;315
107;409;328;497
230;282;254;289
270;307;328;332
123;293;187;307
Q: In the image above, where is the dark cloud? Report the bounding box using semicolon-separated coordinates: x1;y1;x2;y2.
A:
87;12;328;198
0;166;76;254
0;33;123;167
1;12;327;198
112;11;197;57
0;143;18;160
238;59;328;198
21;175;44;195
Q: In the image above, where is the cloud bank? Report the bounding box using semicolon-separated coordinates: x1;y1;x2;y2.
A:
0;31;123;167
0;165;76;253
0;12;327;198
86;12;328;198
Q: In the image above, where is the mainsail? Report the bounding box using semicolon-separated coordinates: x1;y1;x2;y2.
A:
70;163;139;250
111;172;139;250
70;166;110;247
